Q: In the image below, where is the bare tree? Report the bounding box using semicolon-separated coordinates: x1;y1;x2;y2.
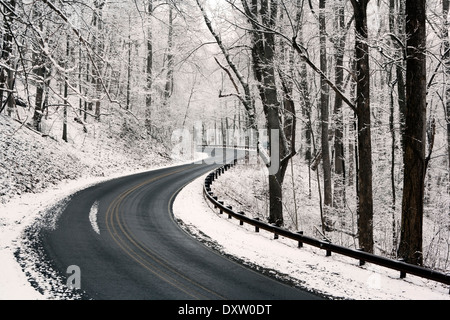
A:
318;0;332;229
92;0;106;121
163;3;174;106
31;3;51;132
443;0;450;185
241;0;296;225
145;0;154;135
398;0;427;266
0;0;16;116
195;0;257;131
349;0;374;253
332;0;352;216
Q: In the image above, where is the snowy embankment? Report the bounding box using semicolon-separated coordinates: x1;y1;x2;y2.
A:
173;173;450;300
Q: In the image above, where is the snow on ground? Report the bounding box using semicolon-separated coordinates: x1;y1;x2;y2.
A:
1;112;449;300
173;173;450;300
1;157;449;300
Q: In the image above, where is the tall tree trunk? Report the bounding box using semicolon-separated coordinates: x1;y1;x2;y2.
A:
295;2;313;198
262;0;284;225
388;0;401;255
0;0;16;115
295;4;312;163
398;0;427;266
443;0;450;191
62;34;69;143
351;0;374;253
32;10;47;132
333;0;346;215
93;0;105;121
319;0;332;230
244;0;290;225
164;5;174;106
396;0;407;151
279;13;297;227
146;0;153;135
126;15;132;110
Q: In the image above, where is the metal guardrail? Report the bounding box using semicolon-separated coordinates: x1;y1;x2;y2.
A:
200;144;257;151
203;161;450;292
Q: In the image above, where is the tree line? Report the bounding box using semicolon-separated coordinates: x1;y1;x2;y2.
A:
195;0;445;268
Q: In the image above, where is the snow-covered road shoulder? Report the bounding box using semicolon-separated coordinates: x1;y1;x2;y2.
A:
173;174;450;300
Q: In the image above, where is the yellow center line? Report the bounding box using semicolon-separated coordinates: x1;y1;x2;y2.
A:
104;165;225;300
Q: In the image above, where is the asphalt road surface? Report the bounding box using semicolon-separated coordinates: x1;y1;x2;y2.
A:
39;149;323;300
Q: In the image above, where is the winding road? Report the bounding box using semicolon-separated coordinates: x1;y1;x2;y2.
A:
39;148;323;300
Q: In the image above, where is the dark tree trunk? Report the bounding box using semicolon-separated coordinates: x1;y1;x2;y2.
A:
63;35;69;143
398;0;427;266
92;0;105;121
32;10;47;132
0;0;16;115
396;0;407;151
146;0;153;135
126;15;132;110
443;0;450;191
333;0;346;214
164;6;174;105
319;0;332;228
351;0;374;253
246;0;289;225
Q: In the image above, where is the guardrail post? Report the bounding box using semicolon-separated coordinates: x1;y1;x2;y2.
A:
227;206;232;219
398;258;407;278
218;201;224;214
213;196;218;208
254;218;260;232
297;231;303;248
357;248;365;266
321;239;331;256
238;212;245;225
272;224;279;239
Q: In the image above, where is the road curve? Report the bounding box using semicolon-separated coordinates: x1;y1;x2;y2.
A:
39;150;323;300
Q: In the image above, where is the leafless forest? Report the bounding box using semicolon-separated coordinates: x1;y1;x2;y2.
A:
0;0;448;271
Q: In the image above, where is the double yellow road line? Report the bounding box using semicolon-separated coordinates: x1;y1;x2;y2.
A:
104;165;224;300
